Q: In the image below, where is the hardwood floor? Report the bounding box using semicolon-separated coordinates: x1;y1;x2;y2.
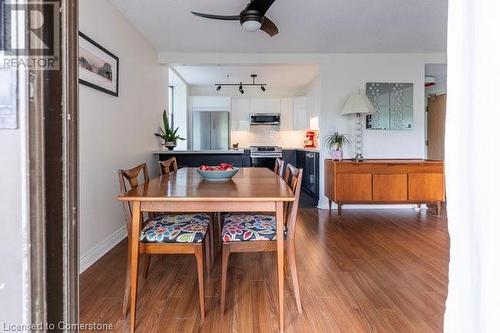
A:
80;208;449;332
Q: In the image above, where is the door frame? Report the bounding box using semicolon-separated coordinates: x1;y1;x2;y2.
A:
27;0;79;327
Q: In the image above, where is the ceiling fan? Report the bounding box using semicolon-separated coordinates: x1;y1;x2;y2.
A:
191;0;279;37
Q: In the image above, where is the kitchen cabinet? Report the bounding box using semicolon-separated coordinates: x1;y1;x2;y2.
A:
336;174;373;201
324;159;445;215
282;150;297;168
250;98;281;113
231;98;250;130
296;150;319;199
293;96;308;130
408;173;445;201
191;96;231;111
280;98;294;130
156;150;251;168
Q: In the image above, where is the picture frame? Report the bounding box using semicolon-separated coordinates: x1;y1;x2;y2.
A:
78;32;119;96
365;82;413;130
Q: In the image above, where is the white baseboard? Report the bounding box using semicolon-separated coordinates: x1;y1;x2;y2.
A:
79;226;127;274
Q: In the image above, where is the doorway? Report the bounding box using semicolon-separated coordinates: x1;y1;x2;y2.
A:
425;64;447;160
427;94;447;160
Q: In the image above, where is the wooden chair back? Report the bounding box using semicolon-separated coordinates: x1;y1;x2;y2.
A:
117;163;150;227
274;158;285;177
282;164;303;242
158;157;178;175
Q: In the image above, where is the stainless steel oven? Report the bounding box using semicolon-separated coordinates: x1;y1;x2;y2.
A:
250;146;282;170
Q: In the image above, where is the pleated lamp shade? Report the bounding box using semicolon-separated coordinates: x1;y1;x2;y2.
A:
341;90;375;115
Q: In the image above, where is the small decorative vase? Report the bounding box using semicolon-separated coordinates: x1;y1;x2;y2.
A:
331;149;343;161
165;141;176;150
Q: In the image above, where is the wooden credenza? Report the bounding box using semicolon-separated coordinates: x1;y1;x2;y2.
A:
324;159;445;215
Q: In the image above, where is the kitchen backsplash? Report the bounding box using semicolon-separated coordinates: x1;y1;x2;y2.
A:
231;126;306;148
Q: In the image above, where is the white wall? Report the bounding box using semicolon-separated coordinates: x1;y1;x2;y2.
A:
317;54;445;208
0;122;27;325
169;68;188;149
0;69;28;325
79;0;169;272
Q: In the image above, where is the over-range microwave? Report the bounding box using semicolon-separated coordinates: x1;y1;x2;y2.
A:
250;113;281;126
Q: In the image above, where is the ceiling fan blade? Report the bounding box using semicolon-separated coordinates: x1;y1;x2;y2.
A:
191;11;240;20
247;0;276;15
260;16;279;36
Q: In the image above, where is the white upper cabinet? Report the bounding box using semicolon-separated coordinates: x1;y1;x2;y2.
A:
249;98;281;114
280;98;294;130
191;96;231;111
293;96;308;130
231;98;250;130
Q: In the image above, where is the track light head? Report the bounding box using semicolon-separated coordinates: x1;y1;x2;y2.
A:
216;85;221;91
239;83;244;94
261;85;266;92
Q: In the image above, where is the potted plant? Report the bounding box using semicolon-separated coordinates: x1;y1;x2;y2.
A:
324;132;349;161
154;110;185;150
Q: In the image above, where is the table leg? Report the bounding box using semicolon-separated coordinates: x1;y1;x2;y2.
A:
275;201;285;333
129;201;141;333
122;232;131;316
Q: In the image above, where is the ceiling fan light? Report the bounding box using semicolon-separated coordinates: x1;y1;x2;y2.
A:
242;19;262;32
261;85;266;92
216;85;221;91
239;84;244;94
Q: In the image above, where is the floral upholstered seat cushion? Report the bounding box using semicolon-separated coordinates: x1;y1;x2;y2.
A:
140;214;210;243
222;213;278;242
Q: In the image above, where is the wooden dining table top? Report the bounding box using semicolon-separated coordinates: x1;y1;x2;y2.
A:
117;167;295;202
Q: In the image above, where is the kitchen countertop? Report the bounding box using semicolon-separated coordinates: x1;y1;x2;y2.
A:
292;147;320;152
153;148;320;154
153;149;246;154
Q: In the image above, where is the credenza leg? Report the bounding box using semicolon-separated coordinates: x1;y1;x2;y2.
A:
337;203;342;216
436;202;442;216
328;200;332;211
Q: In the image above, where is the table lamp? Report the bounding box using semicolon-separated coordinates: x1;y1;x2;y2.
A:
341;89;375;161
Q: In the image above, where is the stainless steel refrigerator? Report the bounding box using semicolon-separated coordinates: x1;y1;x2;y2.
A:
192;111;229;150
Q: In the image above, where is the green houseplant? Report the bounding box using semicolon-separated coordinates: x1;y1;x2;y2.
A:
324;132;349;160
154;110;185;150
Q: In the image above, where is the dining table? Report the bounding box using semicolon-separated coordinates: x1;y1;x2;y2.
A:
117;167;295;333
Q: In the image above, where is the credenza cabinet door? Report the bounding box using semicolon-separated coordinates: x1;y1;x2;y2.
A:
336;173;372;201
408;173;445;201
373;174;408;201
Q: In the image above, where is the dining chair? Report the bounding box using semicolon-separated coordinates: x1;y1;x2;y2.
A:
158;157;178;175
220;163;303;314
274;157;285;177
158;156;216;265
118;162;211;320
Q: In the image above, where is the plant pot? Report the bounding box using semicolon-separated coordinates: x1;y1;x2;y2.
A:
331;149;343;161
164;141;176;150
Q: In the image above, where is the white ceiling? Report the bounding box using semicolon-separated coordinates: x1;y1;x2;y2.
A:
173;64;319;87
109;0;448;53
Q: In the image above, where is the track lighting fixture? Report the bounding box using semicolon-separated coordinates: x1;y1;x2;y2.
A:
214;74;267;93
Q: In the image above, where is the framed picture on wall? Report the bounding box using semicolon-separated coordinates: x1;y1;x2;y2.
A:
78;32;119;96
365;82;413;130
